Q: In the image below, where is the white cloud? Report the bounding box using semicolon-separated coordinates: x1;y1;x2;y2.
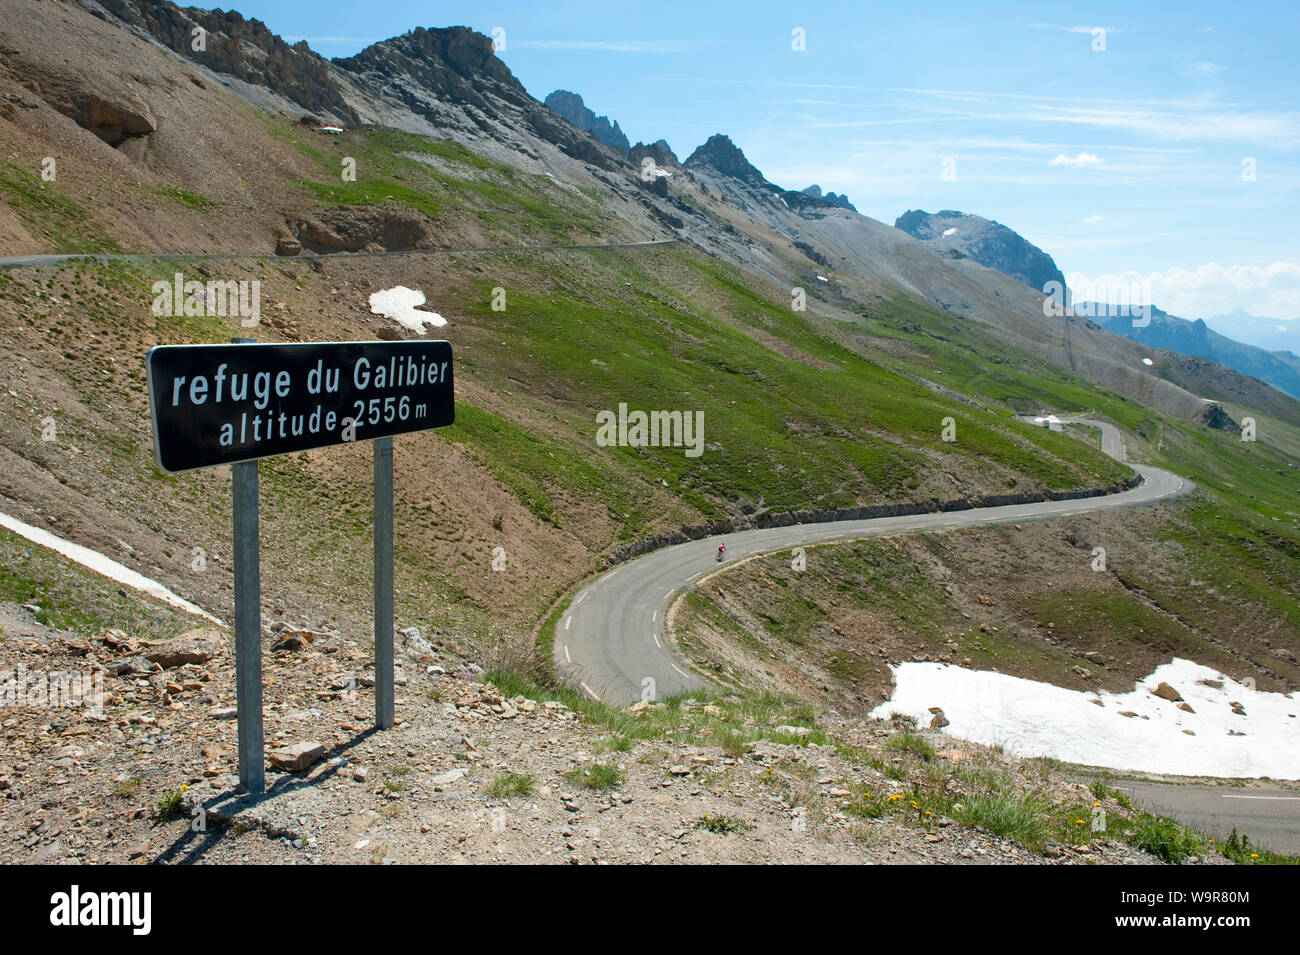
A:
1082;215;1104;224
1049;152;1104;167
1068;262;1300;320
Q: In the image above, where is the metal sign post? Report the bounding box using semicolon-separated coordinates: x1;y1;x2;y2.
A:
374;436;395;730
232;456;264;793
230;338;264;793
146;339;454;793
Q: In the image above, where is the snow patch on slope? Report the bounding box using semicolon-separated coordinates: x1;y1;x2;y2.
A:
0;512;223;625
872;658;1300;779
369;287;446;333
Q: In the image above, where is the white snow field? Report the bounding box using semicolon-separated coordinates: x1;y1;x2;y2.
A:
0;512;223;625
872;657;1300;779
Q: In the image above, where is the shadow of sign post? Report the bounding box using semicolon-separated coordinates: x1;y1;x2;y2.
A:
147;338;455;793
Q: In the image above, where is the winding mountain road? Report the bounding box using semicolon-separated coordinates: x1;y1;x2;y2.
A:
555;418;1191;704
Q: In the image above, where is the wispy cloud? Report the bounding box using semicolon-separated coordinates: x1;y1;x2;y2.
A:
807;117;951;129
511;39;687;53
847;137;1194;155
762;98;888;108
882;88;1256;111
1050;152;1104;168
708;79;865;91
1082;215;1104;224
1029;24;1122;35
865;89;1300;149
1027;105;1300;149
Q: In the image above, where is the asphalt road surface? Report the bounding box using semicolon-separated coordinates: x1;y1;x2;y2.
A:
0;240;680;271
557;417;1189;703
1116;782;1300;854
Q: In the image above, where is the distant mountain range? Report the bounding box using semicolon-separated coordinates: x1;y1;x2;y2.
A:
1082;303;1300;401
895;210;1299;401
534;90;1291;388
1205;308;1299;354
676;135;1241;423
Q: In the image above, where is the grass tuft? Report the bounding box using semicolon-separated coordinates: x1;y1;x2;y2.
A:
485;772;535;798
565;762;623;790
695;814;754;834
952;793;1051;852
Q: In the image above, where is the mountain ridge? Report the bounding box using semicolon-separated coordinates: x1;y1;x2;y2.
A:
15;0;1289;429
543;90;631;151
801;184;856;211
895;208;1066;294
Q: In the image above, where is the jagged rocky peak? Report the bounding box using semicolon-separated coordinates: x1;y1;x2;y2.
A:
684;133;771;188
895;209;1066;294
801;185;856;211
630;139;679;169
78;1;606;166
81;0;359;124
336;26;533;111
544;90;631;151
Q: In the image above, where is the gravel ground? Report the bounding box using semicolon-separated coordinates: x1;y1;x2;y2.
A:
0;602;1228;865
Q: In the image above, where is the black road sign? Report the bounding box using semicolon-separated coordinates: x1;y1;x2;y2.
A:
147;340;454;472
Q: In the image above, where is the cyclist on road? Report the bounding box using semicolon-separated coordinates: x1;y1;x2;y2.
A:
716;542;726;561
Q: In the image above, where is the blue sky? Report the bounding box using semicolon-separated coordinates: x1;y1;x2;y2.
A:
232;1;1298;334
